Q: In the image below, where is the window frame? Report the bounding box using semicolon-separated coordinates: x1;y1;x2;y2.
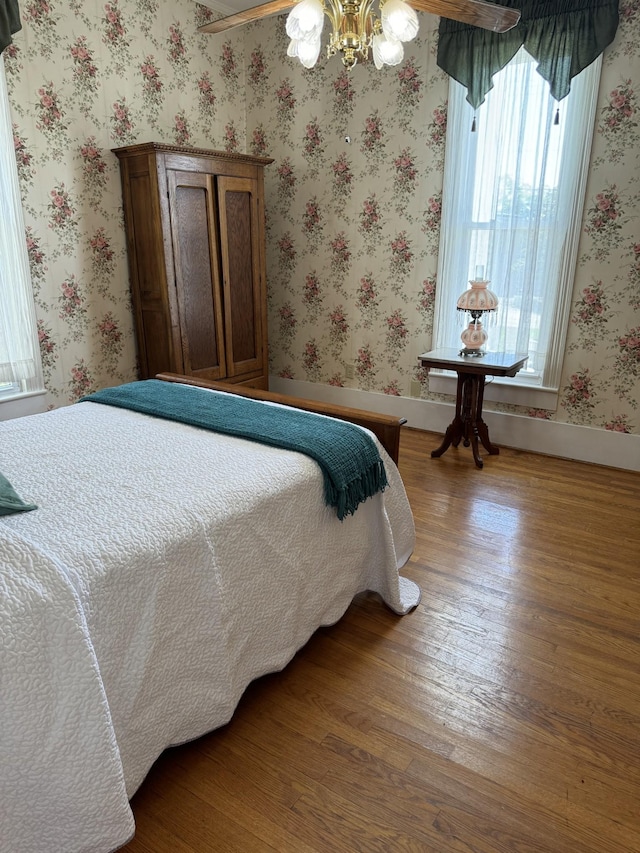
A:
431;50;602;410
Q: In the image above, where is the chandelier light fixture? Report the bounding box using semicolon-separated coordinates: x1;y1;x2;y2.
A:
286;0;419;70
198;2;522;70
456;266;499;356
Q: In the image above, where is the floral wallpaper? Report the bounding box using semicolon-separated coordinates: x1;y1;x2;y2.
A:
5;0;640;438
6;0;243;406
253;34;447;397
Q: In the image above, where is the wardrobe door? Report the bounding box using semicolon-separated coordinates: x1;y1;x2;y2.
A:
217;175;265;380
167;169;227;381
116;153;178;379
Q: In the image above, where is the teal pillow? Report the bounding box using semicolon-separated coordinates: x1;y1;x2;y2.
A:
0;472;37;516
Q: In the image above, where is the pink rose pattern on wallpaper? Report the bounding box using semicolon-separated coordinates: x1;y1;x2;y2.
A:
626;244;640;311
276;78;295;136
568;280;609;352
223;121;239;153
70;36;99;115
250;123;268;157
329;305;349;357
302;198;323;251
302;271;323;315
358;194;382;250
333;70;354;126
594;78;638;165
331;152;353;214
6;0;640;433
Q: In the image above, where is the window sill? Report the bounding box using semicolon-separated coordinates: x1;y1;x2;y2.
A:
0;389;47;421
428;370;558;412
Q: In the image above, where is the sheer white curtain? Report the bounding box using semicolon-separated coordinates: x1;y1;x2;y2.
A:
0;57;43;395
434;48;601;390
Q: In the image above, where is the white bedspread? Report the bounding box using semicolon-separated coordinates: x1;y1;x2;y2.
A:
0;396;420;853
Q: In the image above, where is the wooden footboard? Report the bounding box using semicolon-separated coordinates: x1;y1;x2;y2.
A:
156;373;406;465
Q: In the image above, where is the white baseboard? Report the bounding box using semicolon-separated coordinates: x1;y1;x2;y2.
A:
269;377;640;473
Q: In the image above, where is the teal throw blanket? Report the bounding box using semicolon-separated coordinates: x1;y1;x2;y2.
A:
81;380;387;520
0;471;37;516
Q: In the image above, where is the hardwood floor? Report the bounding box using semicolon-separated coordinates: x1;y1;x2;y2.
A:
121;428;640;853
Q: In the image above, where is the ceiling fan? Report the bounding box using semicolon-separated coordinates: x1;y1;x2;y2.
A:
198;0;520;70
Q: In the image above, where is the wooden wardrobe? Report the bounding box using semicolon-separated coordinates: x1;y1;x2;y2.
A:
113;143;273;389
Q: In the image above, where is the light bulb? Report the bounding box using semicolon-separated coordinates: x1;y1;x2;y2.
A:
372;33;404;69
286;0;325;41
381;0;419;43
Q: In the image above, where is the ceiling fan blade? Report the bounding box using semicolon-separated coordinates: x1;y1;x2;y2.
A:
407;0;520;32
198;0;296;34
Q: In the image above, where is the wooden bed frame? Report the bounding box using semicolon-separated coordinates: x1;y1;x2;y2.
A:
156;373;406;465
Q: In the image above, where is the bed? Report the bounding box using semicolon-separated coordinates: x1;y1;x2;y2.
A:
0;375;420;853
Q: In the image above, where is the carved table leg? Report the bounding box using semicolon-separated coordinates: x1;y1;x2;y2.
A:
460;374;483;468
430;369;500;468
475;376;499;455
430;417;463;458
431;372;465;458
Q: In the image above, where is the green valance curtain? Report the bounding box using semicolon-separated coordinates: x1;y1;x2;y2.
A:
0;0;21;55
437;0;619;109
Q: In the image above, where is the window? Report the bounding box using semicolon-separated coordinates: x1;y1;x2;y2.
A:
0;59;43;405
432;48;601;407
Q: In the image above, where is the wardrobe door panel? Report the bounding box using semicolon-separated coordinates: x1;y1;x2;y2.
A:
168;170;226;381
139;307;175;380
217;176;264;379
120;164;178;379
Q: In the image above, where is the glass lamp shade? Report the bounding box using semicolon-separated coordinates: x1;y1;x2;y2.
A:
372;33;404;69
287;36;322;68
456;279;499;313
381;0;419;43
286;0;325;41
